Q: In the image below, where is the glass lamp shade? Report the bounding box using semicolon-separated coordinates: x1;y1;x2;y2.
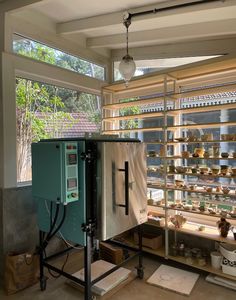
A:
119;54;136;86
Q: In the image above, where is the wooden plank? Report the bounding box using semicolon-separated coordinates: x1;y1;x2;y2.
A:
168;121;236;130
103;102;236;123
147;170;236;179
102;110;163;122
102;96;165;110
147;155;236;160
103;126;167;134
102;74;166;93
168;222;236;245
168;103;236;116
147;184;236;197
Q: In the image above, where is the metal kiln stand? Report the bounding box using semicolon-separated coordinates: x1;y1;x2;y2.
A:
39;220;144;300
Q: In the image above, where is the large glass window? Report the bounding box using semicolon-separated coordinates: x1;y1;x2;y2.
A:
114;56;220;81
16;77;101;183
13;34;105;81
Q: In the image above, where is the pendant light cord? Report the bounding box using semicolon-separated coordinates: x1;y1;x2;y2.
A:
126;25;129;56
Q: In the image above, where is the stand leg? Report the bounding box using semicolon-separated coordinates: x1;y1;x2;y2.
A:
136;225;144;279
39;231;47;291
84;232;92;300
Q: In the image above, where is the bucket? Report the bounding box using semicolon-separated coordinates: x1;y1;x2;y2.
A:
210;251;222;269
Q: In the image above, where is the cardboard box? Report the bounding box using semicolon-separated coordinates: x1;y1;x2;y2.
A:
134;232;163;250
99;242;124;265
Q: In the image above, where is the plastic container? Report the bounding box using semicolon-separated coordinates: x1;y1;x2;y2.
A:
210;251;222;269
221;264;236;276
219;243;236;262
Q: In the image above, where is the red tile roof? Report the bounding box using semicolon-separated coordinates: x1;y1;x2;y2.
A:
37;112;99;138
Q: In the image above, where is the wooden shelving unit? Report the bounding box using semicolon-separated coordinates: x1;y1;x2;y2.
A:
102;54;236;280
117;235;236;281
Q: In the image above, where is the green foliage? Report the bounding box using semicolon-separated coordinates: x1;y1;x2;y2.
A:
119;97;141;130
13;36;104;80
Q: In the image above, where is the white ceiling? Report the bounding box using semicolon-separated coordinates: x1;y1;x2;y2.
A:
10;0;236;56
31;0;169;22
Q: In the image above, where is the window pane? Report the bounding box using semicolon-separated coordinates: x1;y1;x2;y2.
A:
13;34;105;80
16;77;101;183
114;56;220;81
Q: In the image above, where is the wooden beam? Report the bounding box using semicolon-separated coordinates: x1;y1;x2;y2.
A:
87;19;236;48
57;0;236;35
111;38;236;61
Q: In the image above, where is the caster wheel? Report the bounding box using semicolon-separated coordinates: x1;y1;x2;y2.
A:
137;268;144;279
40;277;47;291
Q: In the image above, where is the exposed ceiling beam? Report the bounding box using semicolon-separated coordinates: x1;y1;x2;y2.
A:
57;11;123;35
111;38;236;61
57;0;236;35
87;19;236;49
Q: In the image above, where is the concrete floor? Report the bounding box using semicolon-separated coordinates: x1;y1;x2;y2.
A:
0;252;235;300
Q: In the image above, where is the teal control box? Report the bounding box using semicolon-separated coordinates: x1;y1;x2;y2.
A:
32;140;86;245
32;141;79;204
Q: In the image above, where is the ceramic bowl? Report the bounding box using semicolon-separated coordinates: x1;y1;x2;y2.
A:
201;134;213;141
148;150;156;157
176;166;185;173
175;179;184;187
206;187;213;193
222;188;230;195
221;152;229;158
199;167;209;174
211;168;220;175
194;148;205;158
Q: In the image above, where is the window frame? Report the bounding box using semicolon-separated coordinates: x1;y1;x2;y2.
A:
2;51;104;188
13;33;106;81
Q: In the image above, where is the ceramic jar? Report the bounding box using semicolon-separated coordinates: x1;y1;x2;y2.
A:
217;217;231;238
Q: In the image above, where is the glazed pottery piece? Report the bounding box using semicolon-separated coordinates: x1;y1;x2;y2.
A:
217;217;231;238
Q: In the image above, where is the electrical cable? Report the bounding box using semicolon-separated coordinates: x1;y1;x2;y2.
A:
46;204;67;242
44;200;83;250
42;203;60;249
45;240;69;279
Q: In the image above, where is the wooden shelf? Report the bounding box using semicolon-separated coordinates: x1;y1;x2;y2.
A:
103;122;236;135
147;244;236;280
102;96;165;110
147;184;236;198
147;155;236;160
103;102;236;123
168;253;236;281
147;170;236;179
168;222;236;245
167;121;236;130
103;126;167;134
147;139;236;145
164;206;236;221
145;220;236;245
102;110;163;122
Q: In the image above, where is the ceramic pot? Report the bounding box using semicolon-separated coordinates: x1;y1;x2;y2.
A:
217;217;231;238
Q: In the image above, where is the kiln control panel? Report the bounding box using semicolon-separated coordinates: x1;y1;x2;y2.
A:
65;142;79;203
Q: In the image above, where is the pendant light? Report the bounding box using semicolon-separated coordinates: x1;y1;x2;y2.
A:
119;14;136;87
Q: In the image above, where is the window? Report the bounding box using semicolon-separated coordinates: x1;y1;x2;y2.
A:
114;56;220;81
13;34;105;80
16;77;101;183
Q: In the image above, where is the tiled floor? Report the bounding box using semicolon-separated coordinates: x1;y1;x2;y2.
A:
1;252;235;300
